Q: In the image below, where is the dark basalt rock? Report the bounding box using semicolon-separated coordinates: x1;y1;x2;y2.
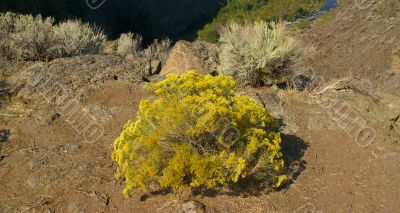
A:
0;129;10;143
293;74;312;91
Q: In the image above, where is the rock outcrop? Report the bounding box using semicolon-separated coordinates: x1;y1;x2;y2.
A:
160;41;219;76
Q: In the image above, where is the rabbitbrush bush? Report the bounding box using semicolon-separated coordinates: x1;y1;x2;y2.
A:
218;21;299;87
112;71;287;197
0;12;106;60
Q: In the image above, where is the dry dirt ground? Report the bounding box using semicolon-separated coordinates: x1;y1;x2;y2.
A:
1;0;400;212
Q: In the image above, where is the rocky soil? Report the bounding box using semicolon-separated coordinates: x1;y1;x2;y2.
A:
0;0;400;212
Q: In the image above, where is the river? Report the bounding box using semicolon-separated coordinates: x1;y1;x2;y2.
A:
287;0;339;24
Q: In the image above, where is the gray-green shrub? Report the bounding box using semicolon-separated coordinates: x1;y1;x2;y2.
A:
53;20;106;57
0;12;17;58
10;14;55;60
116;32;142;56
0;12;107;60
218;21;299;86
142;38;171;64
115;33;171;62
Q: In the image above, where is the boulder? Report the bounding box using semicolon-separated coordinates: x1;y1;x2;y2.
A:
293;74;312;91
149;59;162;75
160;41;219;76
176;200;207;213
0;129;10;142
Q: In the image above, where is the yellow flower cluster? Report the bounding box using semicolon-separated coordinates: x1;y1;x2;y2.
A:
111;71;286;197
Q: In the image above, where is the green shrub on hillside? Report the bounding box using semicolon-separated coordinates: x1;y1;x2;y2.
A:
218;21;299;86
112;71;286;196
0;12;106;60
197;0;324;42
295;19;312;29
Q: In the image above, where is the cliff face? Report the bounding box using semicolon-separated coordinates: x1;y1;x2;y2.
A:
0;0;224;42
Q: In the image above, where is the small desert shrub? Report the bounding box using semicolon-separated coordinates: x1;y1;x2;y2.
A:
115;34;170;61
112;71;286;196
0;12;16;57
0;12;106;60
142;38;171;61
116;32;143;56
8;14;55;60
218;21;299;87
53;20;106;57
0;12;15;35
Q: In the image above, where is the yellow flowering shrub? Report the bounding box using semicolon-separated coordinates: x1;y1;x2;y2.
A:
112;71;286;197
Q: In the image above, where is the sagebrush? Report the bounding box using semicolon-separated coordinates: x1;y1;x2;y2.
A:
115;33;170;62
0;12;106;60
116;32;143;56
0;12;17;57
0;12;55;60
53;20;106;57
142;38;171;61
218;21;299;87
112;71;286;196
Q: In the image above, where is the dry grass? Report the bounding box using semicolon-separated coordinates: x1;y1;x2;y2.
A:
391;54;400;71
316;0;353;25
277;87;313;105
7;98;35;118
311;76;376;101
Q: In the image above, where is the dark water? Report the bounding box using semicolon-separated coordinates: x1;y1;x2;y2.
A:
321;0;339;12
287;0;339;23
